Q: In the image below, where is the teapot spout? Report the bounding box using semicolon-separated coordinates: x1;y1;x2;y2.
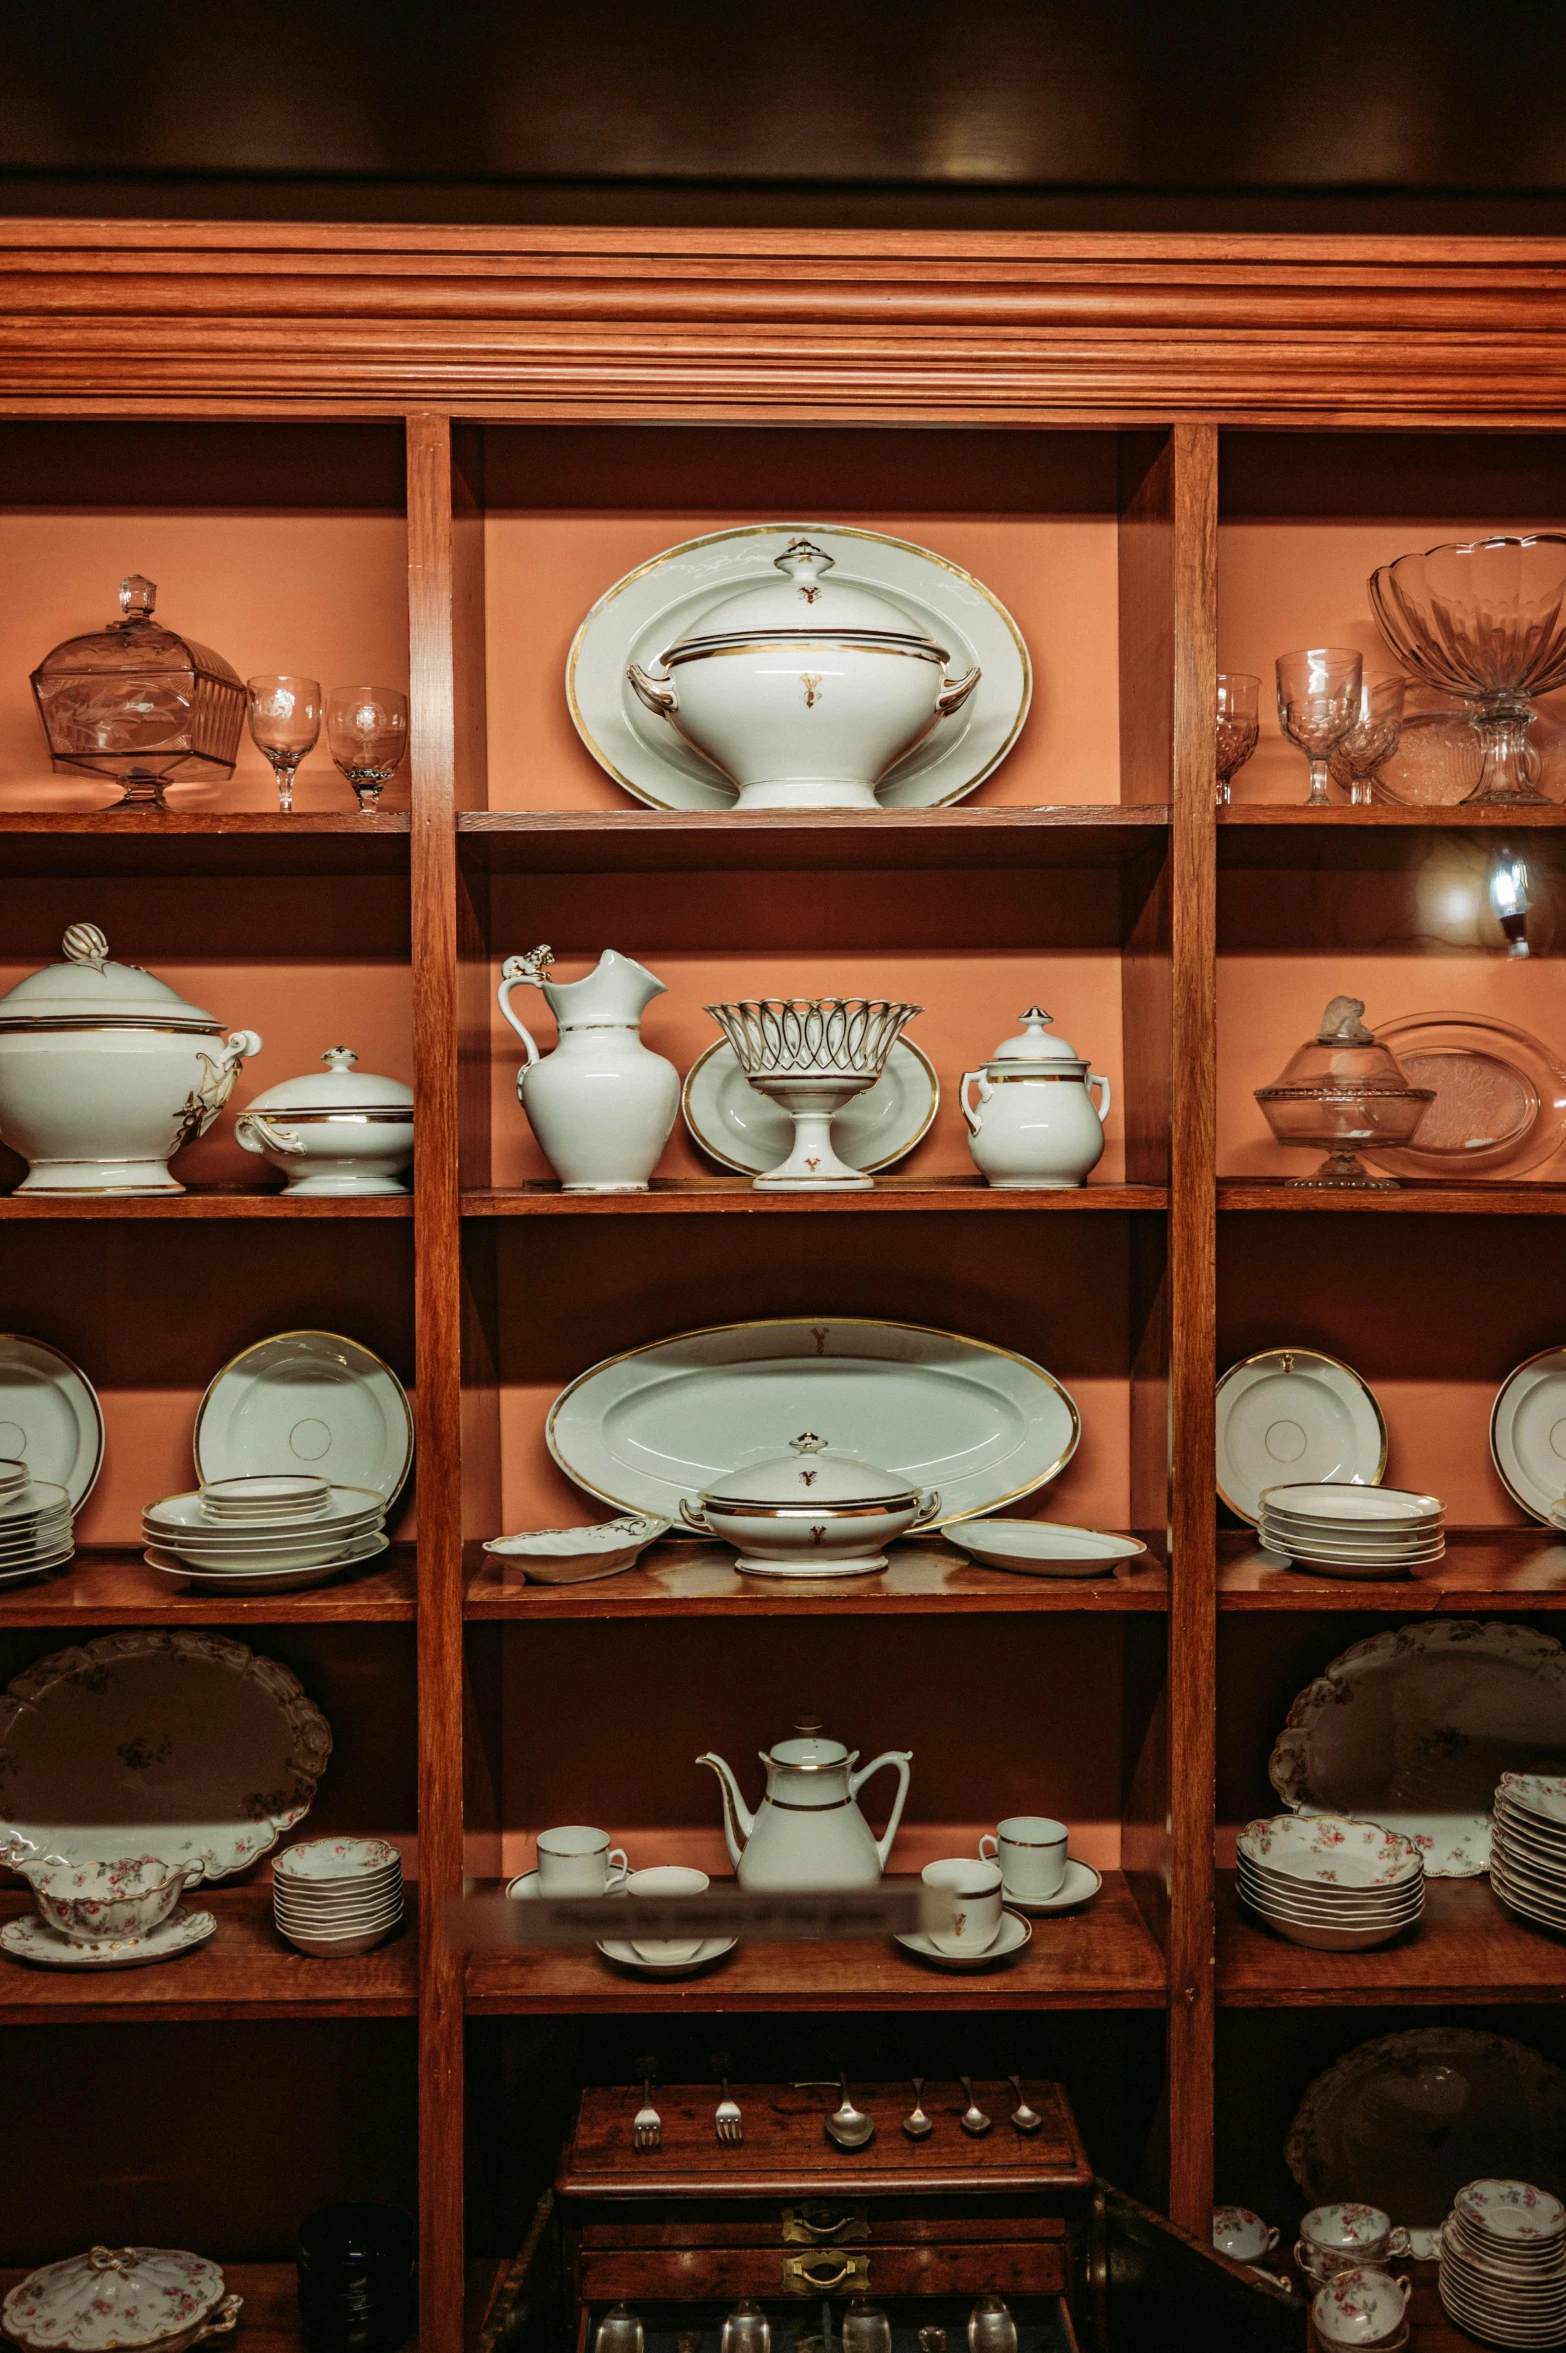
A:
696;1752;753;1870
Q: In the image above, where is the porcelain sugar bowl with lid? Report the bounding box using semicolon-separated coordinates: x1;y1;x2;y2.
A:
0;924;261;1194
234;1047;414;1195
2;2247;241;2353
961;1008;1112;1189
680;1430;941;1576
626;535;980;811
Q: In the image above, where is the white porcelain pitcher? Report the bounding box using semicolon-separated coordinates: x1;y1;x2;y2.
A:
696;1715;912;1889
497;945;679;1192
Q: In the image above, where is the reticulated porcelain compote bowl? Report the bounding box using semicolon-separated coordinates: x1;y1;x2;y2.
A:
704;997;921;1190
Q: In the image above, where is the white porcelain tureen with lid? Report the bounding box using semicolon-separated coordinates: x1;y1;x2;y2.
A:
2;2247;240;2353
680;1430;941;1576
234;1047;414;1195
626;536;980;810
0;924;261;1194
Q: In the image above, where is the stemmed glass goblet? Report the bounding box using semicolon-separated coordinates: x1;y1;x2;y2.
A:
1276;648;1363;807
326;685;409;811
1215;672;1260;805
246;675;321;814
1327;674;1405;806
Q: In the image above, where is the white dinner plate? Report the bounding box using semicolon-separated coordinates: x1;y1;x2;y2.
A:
0;1336;103;1511
938;1521;1146;1576
567;523;1031;813
1261;1483;1442;1523
548;1316;1080;1524
144;1534;389;1591
194;1333;413;1505
1492;1349;1566;1524
145;1485;383;1539
894;1910;1033;1970
682;1034;939;1176
1217;1350;1386;1524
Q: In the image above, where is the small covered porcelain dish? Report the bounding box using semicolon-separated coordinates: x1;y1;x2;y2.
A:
2;2247;241;2353
681;1431;940;1578
0;924;261;1195
234;1047;414;1196
481;1513;670;1585
626;536;980;811
962;1008;1112;1189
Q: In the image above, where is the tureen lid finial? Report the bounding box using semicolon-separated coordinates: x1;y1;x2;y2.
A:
323;1046;359;1071
62;923;109;970
794;1715;824;1735
774;537;835;580
789;1433;828;1454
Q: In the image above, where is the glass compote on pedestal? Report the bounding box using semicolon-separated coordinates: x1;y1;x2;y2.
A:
704;996;920;1191
1255;996;1435;1189
1369;533;1566;805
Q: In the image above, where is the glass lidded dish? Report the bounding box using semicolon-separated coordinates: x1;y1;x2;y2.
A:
1254;997;1435;1188
30;575;245;814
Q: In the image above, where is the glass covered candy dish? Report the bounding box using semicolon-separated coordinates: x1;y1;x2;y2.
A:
1254;996;1434;1188
31;576;245;814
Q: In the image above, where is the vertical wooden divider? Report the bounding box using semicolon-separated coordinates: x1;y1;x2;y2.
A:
407;410;487;2353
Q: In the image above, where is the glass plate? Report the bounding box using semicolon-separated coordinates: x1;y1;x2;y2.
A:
1363;1011;1566;1180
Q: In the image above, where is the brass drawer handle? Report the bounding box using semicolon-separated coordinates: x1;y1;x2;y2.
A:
781;2208;870;2245
782;2254;871;2296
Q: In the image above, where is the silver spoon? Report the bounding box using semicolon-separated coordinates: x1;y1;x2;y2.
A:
1007;2076;1042;2135
826;2071;875;2149
902;2077;933;2140
958;2076;992;2136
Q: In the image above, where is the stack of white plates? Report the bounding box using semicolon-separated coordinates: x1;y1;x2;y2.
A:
1237;1813;1425;1950
1257;1481;1445;1578
1439;2178;1566;2346
141;1477;388;1592
0;1460;75;1584
1492;1773;1566;1936
272;1836;404;1957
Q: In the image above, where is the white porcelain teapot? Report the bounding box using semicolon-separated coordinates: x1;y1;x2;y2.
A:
696;1715;912;1889
497;945;679;1192
961;1008;1111;1190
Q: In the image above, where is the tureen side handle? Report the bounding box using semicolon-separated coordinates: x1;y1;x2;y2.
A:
960;1070;990;1135
627;662;679;720
234;1113;307;1158
911;1489;943;1529
1089;1073;1112;1126
190;2295;244;2345
179;1031;263;1147
850;1750;913;1871
679;1497;713;1534
934;665;981;717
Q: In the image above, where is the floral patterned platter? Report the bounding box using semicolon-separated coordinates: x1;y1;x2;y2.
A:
0;1629;331;1879
2;2246;238;2353
1268;1619;1566;1875
1287;2028;1566;2227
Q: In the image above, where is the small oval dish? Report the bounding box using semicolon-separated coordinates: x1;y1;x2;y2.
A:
940;1520;1148;1577
482;1513;669;1585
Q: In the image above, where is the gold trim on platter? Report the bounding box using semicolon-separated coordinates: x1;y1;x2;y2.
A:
1215;1345;1389;1528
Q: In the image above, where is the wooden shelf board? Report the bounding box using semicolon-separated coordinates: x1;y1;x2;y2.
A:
1217;803;1566;873
457;806;1168;873
464;1869;1166;2013
1217;1871;1566;2006
0;1543;419;1623
463;1178;1167;1217
467;1536;1168;1618
1219;1526;1566;1608
0;1187;413;1218
1222;805;1566;827
0;811;410;877
0;1885;417;2020
1220;1178;1566;1214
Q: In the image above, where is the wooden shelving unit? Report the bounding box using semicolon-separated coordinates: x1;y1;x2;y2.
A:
4;223;1566;2353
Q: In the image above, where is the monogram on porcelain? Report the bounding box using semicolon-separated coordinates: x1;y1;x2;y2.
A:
498;945;678;1191
961;1010;1111;1190
626;537;981;811
697;1716;912;1890
2;2249;228;2353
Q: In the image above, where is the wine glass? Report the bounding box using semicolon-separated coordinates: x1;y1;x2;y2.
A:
720;2302;771;2353
1327;674;1405;805
325;685;409;811
246;675;321;814
1275;648;1363;807
1215;672;1260;805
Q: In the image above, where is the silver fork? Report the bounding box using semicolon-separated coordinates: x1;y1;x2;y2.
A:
633;2056;661;2152
714;2053;743;2144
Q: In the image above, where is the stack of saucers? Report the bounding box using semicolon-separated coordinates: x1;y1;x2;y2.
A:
272;1836;404;1957
1257;1481;1445;1579
142;1475;388;1592
0;1458;75;1584
1439;2178;1566;2347
1236;1813;1425;1950
1491;1773;1566;1937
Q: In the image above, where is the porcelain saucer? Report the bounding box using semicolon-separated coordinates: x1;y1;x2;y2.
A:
1000;1858;1103;1914
505;1869;630;1900
596;1935;737;1976
0;1905;217;1970
683;1035;939;1177
895;1909;1033;1970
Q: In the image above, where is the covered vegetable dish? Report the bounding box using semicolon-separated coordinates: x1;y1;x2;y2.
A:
680;1430;941;1577
2;2247;240;2353
234;1046;414;1195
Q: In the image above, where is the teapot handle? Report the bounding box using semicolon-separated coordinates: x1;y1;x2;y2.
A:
627;662;679;720
497;958;544;1065
935;665;980;718
850;1749;913;1870
960;1070;990;1136
235;1113;306;1158
1089;1072;1112;1126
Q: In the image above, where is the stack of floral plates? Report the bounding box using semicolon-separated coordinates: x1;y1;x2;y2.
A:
0;1460;75;1583
1439;2178;1566;2347
272;1836;404;1957
1237;1814;1425;1951
1257;1481;1445;1578
142;1475;388;1591
1491;1773;1566;1935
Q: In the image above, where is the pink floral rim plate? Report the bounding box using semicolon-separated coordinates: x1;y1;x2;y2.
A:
1454;2180;1566;2244
1239;1814;1424;1890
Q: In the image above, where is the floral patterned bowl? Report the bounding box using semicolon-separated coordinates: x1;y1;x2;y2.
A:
19;1853;200;1945
1211;2205;1277;2261
1239;1813;1424;1890
1311;2265;1413;2346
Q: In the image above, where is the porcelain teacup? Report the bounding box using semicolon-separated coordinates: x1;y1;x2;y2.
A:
979;1815;1068;1903
1310;2267;1411;2348
1211;2207;1278;2263
1296;2204;1410;2282
535;1824;630;1898
626;1864;709;1962
922;1857;1004;1955
23;1852;200;1945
